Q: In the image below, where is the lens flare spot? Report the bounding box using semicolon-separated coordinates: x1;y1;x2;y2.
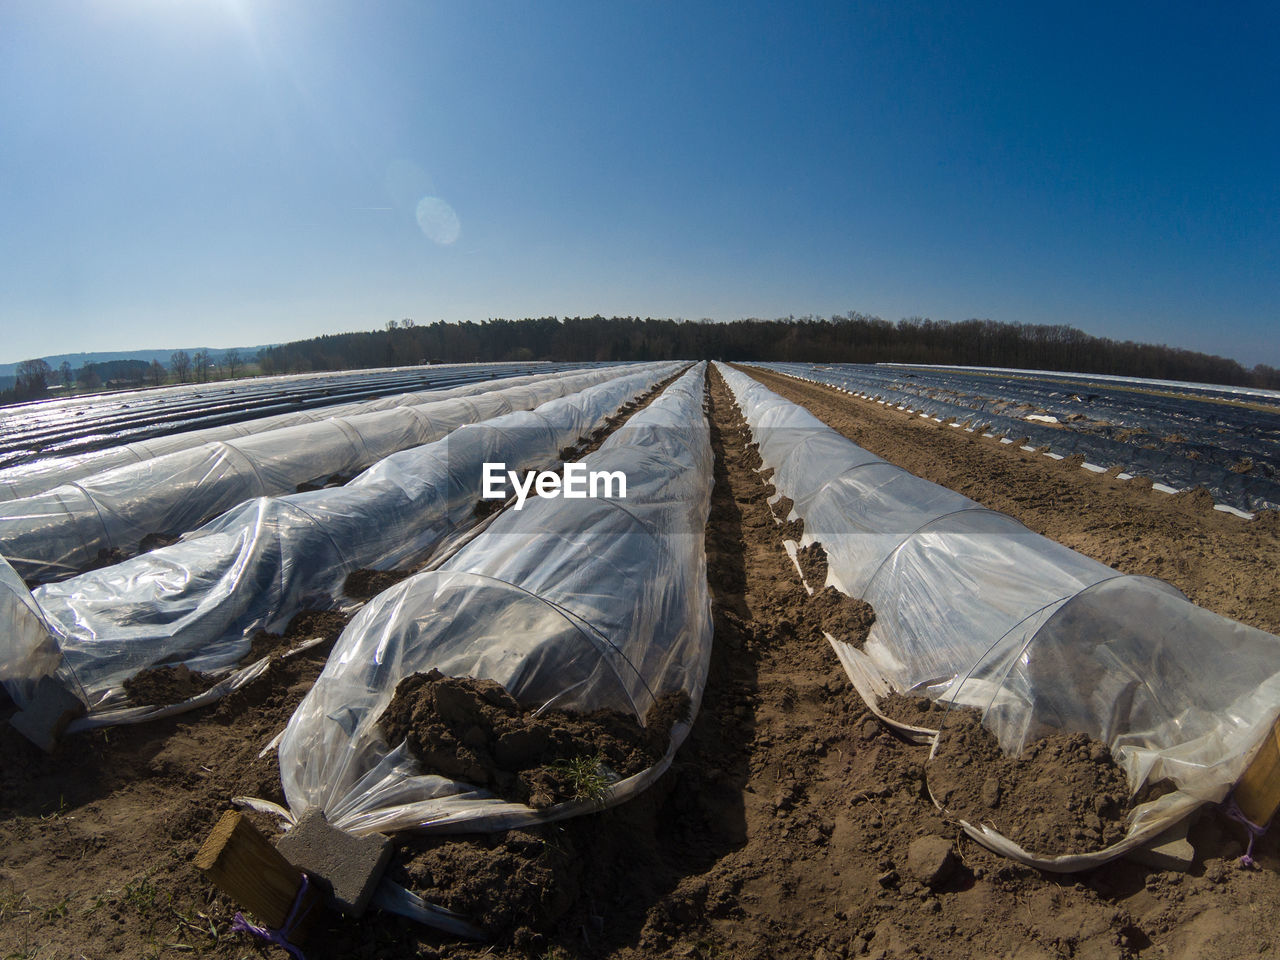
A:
415;196;461;245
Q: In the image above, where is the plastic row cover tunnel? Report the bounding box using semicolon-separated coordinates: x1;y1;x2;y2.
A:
0;361;517;448
715;363;1280;870
0;366;647;584
0;366;590;504
762;363;1280;514
0;364;683;715
275;364;713;836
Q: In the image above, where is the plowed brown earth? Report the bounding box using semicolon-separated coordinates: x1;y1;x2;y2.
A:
0;367;1277;960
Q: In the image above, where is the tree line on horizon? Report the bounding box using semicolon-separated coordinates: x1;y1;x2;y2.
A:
256;314;1280;389
4;315;1278;405
3;349;248;404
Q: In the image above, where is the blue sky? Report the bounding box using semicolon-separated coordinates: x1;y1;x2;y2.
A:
2;1;1277;366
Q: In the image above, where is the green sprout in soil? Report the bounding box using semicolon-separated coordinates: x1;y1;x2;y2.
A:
551;753;612;806
122;875;160;915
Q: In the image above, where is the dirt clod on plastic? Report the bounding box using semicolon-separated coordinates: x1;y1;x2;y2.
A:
122;664;217;706
809;585;875;645
929;708;1133;856
343;567;413;601
380;669;689;808
877;692;950;726
244;608;351;662
138;532;181;553
796;542;828;588
125;609;352;708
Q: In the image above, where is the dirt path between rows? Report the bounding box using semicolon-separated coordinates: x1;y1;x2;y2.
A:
1;368;1278;960
739;365;1280;636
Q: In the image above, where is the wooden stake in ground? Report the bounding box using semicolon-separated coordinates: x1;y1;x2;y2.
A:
1236;718;1280;827
195;810;324;942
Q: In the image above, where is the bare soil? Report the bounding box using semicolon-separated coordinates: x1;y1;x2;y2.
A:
123;609;351;707
243;608;351;662
122;665;219;708
929;709;1133;856
344;567;414;600
1;366;1278;960
877;691;950;726
796;542;829;587
808;583;876;645
379;669;687;809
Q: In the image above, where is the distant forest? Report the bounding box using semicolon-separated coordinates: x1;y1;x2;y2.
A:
4;314;1278;406
257;315;1280;389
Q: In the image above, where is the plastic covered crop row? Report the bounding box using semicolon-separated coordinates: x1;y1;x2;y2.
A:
0;362;487;439
275;364;713;836
0;366;590;503
762;363;1280;514
716;363;1280;869
0;363;683;714
0;363;575;471
0;366;647;584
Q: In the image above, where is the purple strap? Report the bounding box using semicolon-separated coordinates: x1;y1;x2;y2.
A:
1223;795;1269;868
230;872;314;959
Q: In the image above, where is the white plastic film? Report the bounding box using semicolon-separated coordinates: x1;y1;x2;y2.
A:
716;363;1280;869
276;365;712;836
0;365;582;502
0;367;643;583
3;365;681;711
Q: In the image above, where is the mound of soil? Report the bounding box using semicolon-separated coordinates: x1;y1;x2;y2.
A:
138;531;181;553
379;669;690;808
877;691;950;726
796;541;828;587
397;831;581;944
1171;486;1217;512
122;664;218;706
809;585;875;645
244;608;351;661
772;494;794;522
343;567;412;600
124;609;354;707
929;708;1132;856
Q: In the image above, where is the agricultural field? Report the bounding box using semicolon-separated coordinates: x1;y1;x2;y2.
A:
0;362;603;474
764;362;1280;515
1;361;1279;960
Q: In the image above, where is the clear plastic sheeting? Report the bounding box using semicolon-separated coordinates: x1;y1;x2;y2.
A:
0;556;74;707
0;367;645;584
760;362;1280;513
716;363;1280;868
277;365;712;836
0;362;589;473
0;367;593;503
2;364;681;712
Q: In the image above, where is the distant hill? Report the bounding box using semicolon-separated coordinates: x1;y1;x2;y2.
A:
0;345;274;379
